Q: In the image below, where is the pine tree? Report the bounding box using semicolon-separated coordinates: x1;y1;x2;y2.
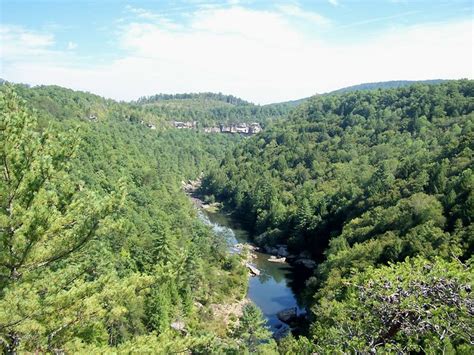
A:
233;304;276;354
0;89;116;353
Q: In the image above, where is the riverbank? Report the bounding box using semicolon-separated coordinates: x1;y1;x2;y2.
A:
184;177;310;337
203;209;310;336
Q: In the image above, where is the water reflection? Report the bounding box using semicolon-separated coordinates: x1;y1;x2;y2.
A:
200;209;307;331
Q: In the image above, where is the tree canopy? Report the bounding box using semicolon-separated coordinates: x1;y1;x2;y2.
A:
201;80;474;352
1;79;472;353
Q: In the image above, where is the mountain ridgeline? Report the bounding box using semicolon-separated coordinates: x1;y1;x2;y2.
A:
0;80;473;353
329;79;447;94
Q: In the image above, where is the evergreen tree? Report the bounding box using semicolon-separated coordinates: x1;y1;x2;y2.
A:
0;89;117;352
233;304;276;354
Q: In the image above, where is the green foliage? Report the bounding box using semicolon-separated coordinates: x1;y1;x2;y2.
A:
203;80;473;262
0;85;248;353
137;92;292;126
0;89;119;352
2;79;473;353
233;304;277;354
202;80;474;350
311;257;473;353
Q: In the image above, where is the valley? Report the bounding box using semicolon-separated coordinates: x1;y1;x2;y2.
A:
1;1;472;352
1;79;472;354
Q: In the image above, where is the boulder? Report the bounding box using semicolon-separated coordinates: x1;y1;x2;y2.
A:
277;307;297;323
299;251;312;259
246;244;260;252
264;245;278;255
296;258;316;269
245;263;260;276
171;321;186;333
236;243;259;252
268;256;286;263
277;245;289;257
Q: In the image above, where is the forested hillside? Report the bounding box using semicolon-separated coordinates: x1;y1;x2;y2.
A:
137;92;292;126
201;80;474;352
4;82;291;130
1;80;472;353
0;85;280;353
330;79;446;94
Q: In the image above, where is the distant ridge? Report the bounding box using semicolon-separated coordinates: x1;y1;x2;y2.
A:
329;79;447;94
269;96;313;107
136;92;253;106
269;80;448;108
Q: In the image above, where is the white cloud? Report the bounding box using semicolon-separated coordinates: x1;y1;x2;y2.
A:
0;25;55;60
329;0;339;6
1;7;472;104
67;41;78;50
277;4;331;26
125;5;161;20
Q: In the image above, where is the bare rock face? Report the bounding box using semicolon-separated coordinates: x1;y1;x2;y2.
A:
210;298;251;326
277;307;298;323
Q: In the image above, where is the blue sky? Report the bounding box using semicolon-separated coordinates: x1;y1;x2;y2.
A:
1;0;472;103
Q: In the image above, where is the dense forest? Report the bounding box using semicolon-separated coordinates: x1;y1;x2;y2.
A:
137;93;254;106
1;80;473;353
137;92;291;127
329;79;446;94
201;80;474;352
0;85;280;353
4;82;291;129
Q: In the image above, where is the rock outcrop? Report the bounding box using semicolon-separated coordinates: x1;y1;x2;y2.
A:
277;307;298;323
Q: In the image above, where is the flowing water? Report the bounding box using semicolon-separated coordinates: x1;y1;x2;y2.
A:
199;209;309;333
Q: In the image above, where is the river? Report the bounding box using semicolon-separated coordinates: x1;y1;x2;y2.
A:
199;208;310;334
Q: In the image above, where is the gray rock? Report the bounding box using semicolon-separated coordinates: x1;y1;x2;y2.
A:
277;245;289;257
277;307;297;323
245;262;260;276
296;258;317;269
171;321;186;333
264;245;278;255
273;323;291;340
299;251;311;259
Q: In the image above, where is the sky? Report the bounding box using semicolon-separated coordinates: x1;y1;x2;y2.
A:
0;0;472;104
